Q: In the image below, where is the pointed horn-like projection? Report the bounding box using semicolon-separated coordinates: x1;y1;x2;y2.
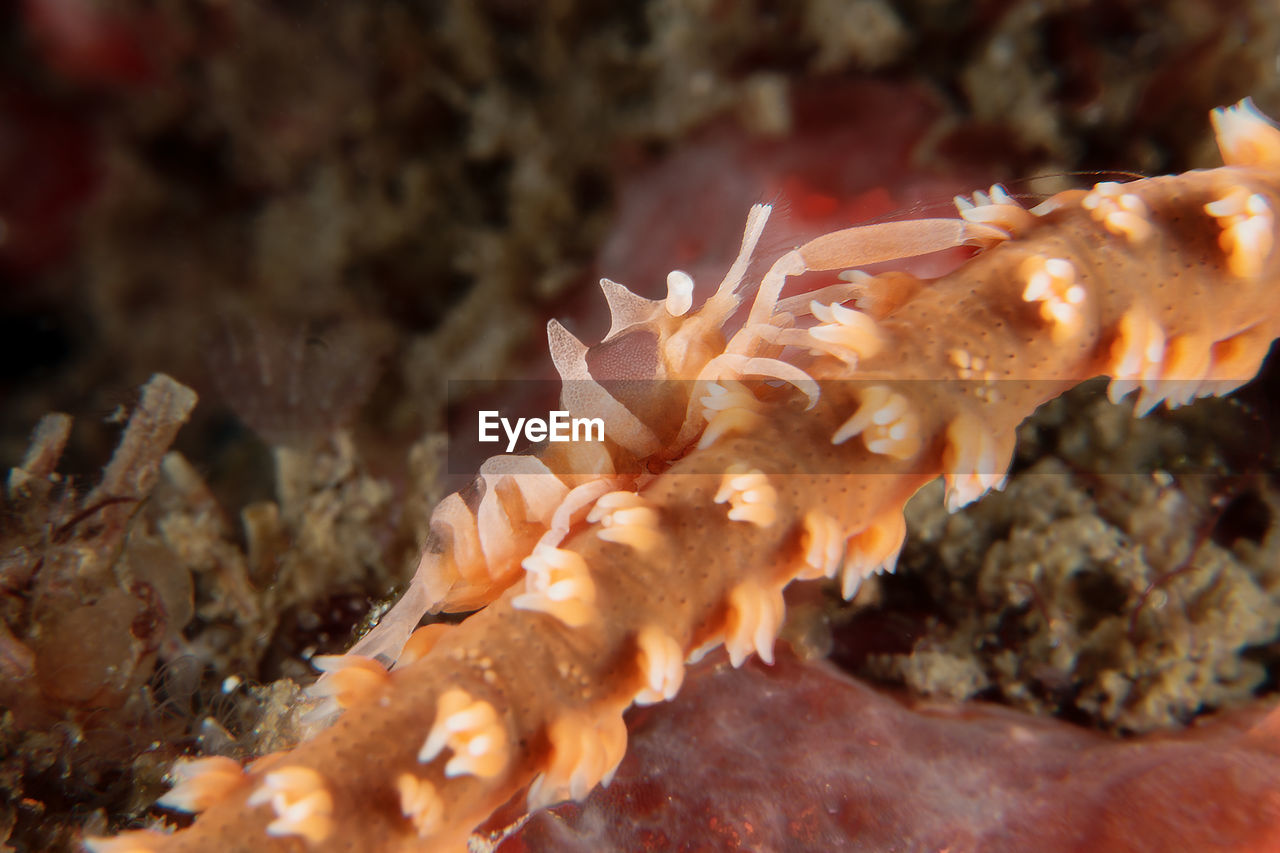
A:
599;278;663;342
547;320;663;457
548;318;593;382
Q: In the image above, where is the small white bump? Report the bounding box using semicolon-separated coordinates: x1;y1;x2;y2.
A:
713;468;778;528
798;511;844;580
512;544;597;627
307;654;390;709
1020;256;1084;343
665;269;695;316
954;184;1034;233
1205;186;1274;278
634;626;685;705
248;766;334;845
527;710;628;810
832;386;921;460
1083;181;1153;243
1108;310;1168;415
397;773;444;839
685;635;723;665
942;414;1009;511
588;491;661;553
419;689;509;779
841;513;907;599
697;380;764;449
156;756;246;814
1154;334;1212;408
837;268;874;284
1211;98;1280;169
948;348;997;385
724;579;785;667
807;300;885;366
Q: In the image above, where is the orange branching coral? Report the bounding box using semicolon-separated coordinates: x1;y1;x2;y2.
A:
87;99;1280;851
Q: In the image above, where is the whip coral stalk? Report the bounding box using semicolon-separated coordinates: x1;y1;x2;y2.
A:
88;99;1280;851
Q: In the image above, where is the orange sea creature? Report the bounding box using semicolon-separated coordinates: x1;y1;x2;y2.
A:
87;98;1280;852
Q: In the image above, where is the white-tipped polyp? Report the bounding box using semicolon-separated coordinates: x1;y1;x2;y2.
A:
713;468;778;528
724;579;785;667
419;689;509;779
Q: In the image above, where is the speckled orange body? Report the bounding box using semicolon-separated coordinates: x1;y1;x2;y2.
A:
89;101;1280;853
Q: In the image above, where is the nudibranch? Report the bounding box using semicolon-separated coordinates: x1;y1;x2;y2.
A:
88;98;1280;852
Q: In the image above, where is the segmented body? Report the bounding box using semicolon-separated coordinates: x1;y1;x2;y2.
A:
89;100;1280;852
